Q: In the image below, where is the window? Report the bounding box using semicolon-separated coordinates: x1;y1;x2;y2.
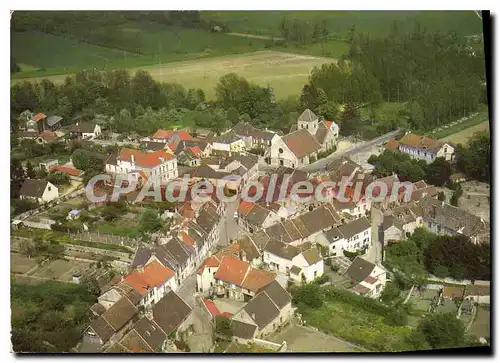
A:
364;231;369;236
314;271;318;278
48;186;51;191
278;148;283;154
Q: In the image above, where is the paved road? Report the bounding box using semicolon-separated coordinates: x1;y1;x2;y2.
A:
300;129;402;174
218;199;246;247
365;209;383;265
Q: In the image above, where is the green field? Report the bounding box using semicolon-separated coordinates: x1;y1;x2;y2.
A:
201;11;483;38
12;50;334;100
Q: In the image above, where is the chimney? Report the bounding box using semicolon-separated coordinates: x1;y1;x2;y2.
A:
131;154;135;164
239;250;247;262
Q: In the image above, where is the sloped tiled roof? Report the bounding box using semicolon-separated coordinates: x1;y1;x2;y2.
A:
264;239;300;260
123;261;175;296
345;257;375;283
50;165;83;177
243;292;280;329
31;113;47;122
240;268;275;293
398;133;445;153
384;139;400;151
301;248;322;265
258;280;291;309
119;148;175;168
153;291;192;335
214;256;250;286
315;121;330;145
101;297;138;332
282;128;322;158
338;217;371;239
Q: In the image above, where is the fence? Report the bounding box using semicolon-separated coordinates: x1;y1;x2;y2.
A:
72;231;138;248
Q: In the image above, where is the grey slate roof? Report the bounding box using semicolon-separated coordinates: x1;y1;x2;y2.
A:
298;109;318;123
301;248;322;265
258;280;291;309
132;317;166;351
338;217;371;239
20;179;49;198
46;115;63;126
264;239;300;260
101;297;138;332
344;256;375;283
230;320;257;340
243;292;280;330
89;315;114;342
153;291;192;335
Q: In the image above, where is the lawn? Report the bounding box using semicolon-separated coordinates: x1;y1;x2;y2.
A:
201;11;483;38
468;306;490;339
93;220;140;238
13;50;333;100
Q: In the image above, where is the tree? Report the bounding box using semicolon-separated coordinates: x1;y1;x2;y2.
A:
418;313;466;349
215;73;250;110
11;158;26;198
26;160;36;179
291;283;324;309
426;158;452;186
139;209;163;234
384;309;408;326
56;96;73;119
380;282;401;304
339;105;362;136
115;108;134;133
456;131;490;182
46;172;70;186
215;316;232;339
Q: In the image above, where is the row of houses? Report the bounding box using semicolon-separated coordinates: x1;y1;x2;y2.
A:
384;132;455;163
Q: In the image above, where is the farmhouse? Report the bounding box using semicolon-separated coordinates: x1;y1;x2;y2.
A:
387;132;455;163
19;179;59;203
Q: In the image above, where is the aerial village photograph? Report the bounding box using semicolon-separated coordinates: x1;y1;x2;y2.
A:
8;7;491;354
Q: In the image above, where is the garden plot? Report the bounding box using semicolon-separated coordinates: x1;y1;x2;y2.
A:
28;259;91;282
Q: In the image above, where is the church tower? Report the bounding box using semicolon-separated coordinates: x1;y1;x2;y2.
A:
297;109;319;135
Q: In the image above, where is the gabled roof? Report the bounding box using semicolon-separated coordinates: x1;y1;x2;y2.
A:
258;280;291;309
140;141;168;151
123;260;175;296
152;129;193;141
264;239;300;261
19;179;50;198
240;268;275;293
101;297;138;332
31;113;47;122
315;121;330;145
70;121;97;134
298;109;318;123
345;257;376;283
46;115;63;126
50;165;83;177
119;148;175;168
119;329;154;353
39;130;58;142
301;248;322;265
89;316;114;342
281;128;322;158
237;236;261;262
398;133;446;153
384;139;400;151
132;317;166;352
214;256;250;286
338;217;371;239
153;291;192;335
230;320;257;340
243;291;280;329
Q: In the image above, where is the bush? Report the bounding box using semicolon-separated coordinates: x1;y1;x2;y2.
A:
11;199;38;216
313;274;329;285
384;309;408;326
330;264;340;272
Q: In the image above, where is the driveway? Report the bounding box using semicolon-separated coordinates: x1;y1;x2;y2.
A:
268;323;363;352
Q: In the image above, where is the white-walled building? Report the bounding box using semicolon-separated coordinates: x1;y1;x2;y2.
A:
105;147;178;184
212;131;246;153
317;217;372;255
345;256;387;298
387;133;455;163
19;179;59;204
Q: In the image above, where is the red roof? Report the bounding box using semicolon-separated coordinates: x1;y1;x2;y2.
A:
179;231;195;247
39;130;58;141
241;268;275;292
152;129;193;141
185;146;202;157
324;120;335;129
119;148;175;168
123;261;175;296
203;299;221;317
384;139;400;151
238;200;255;215
363;276;378;285
50;165;82;177
31;113;47;122
214;256;250;286
353;284;371;295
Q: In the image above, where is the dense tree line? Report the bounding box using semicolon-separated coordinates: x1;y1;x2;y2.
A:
279;17;329;46
386;228;490;282
298;23;486;134
455;130;490;183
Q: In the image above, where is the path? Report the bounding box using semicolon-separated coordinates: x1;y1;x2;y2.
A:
227;32;284;41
